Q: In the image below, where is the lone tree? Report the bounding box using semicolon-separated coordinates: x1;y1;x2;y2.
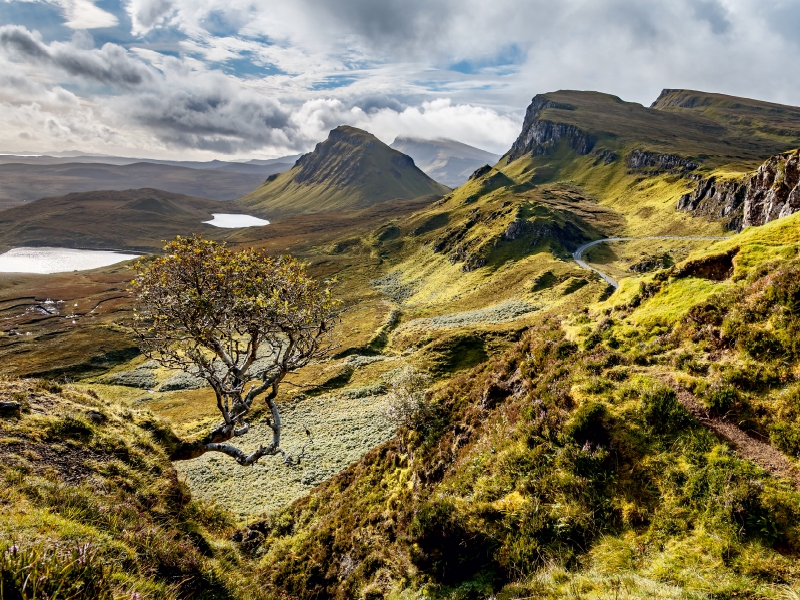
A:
130;235;339;466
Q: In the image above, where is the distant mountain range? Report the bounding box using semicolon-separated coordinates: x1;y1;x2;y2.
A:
389;137;500;187
238;126;449;218
0;155;299;210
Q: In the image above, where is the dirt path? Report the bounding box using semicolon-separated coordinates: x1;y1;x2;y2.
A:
572;235;729;288
663;378;800;489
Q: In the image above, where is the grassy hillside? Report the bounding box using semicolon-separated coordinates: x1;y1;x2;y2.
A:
0;188;256;252
249;212;800;600
238;126;449;218
0;377;264;599
652;89;800;147
6;89;800;599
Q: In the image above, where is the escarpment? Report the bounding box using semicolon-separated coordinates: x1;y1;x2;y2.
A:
678;148;800;230
742;148;800;227
677;176;747;231
626;149;698;173
505;94;595;162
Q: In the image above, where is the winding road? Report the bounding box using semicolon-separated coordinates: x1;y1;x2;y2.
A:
572;235;730;288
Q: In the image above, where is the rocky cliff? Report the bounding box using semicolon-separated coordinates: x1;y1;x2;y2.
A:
505;95;595;163
742;149;800;227
677;176;747;231
678;148;800;230
626;149;698;173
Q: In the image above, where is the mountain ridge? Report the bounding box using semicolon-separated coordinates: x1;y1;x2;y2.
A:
237;126;449;218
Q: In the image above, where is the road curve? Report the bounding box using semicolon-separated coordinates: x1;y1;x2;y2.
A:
572;236;730;289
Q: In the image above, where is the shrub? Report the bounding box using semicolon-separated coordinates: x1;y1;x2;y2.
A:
640;387;694;435
563;402;610;447
383;366;433;431
703;385;738;415
769;422;800;458
409;499;498;584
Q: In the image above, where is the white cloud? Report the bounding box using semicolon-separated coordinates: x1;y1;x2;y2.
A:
2;0;800;158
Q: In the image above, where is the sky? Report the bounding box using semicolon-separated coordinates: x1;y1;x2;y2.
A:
0;0;799;160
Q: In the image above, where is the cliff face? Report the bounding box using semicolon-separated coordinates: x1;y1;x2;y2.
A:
677;176;747;231
626;149;698;173
678;148;800;230
505;95;595;163
742;149;800;227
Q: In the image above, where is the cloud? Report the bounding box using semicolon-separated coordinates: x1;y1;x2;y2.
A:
57;0;119;29
127;0;175;35
113;73;295;153
2;0;800;158
0;26;153;86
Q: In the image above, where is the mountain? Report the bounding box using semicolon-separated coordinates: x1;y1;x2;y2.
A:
0;188;256;251
237;126;450;218
389;137;500;187
503;89;800;170
0;152;301;171
0;159;295;210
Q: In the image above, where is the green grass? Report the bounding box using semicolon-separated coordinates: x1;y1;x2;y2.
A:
0;377;265;599
245;214;800;599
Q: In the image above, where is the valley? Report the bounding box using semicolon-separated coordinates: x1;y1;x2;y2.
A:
3;88;800;599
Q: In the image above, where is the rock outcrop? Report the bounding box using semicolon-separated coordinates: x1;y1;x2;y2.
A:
677;176;747;231
505;95;595;163
742;149;800;228
677;148;800;231
626;149;698;173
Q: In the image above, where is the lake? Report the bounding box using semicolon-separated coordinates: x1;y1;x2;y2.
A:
203;214;270;228
0;247;140;274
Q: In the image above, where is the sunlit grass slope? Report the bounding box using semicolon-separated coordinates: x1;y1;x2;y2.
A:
238;126;449;218
0;377;264;599
248;210;800;600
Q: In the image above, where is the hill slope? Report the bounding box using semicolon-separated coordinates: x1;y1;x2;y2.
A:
250;212;800;600
0;188;257;252
389;137;501;187
0;377;264;599
237;126;450;218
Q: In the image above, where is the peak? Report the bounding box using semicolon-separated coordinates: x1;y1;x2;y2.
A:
327;125;378;144
238;122;448;216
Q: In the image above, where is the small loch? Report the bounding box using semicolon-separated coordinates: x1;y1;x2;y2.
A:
0;247;140;274
203;214;270;228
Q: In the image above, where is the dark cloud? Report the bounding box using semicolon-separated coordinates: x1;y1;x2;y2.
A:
0;25;153;86
299;0;457;57
351;94;407;113
121;86;297;153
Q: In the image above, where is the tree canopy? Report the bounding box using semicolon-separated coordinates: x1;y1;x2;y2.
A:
130;235;339;466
